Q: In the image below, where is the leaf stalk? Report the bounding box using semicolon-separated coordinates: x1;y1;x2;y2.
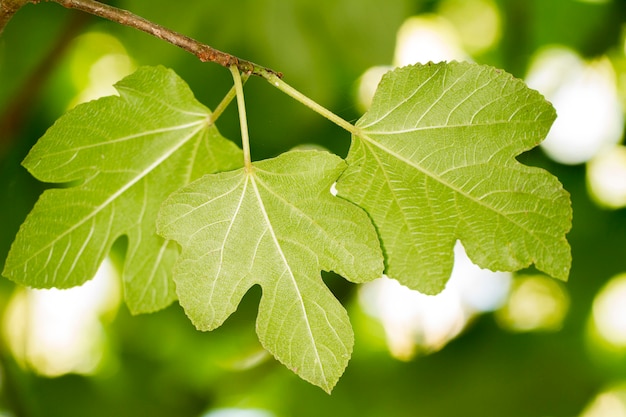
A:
210;73;249;124
264;73;360;136
230;66;252;171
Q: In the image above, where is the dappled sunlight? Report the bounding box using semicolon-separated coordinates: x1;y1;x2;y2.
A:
71;53;135;105
525;47;623;165
587;145;626;209
202;409;276;417
394;15;468;67
356;4;500;112
355;65;392;113
495;275;569;332
2;257;120;377
355;14;470;111
66;31;136;108
358;242;511;360
437;0;501;55
0;0;624;414
359;275;467;359
591;274;626;349
580;384;626;417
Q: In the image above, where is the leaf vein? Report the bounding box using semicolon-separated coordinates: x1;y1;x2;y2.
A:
249;174;327;383
16;123;206;271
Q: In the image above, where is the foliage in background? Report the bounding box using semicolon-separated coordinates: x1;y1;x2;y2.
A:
0;0;626;416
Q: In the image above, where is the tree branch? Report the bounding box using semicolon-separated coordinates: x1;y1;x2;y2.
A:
35;0;282;78
0;0;31;35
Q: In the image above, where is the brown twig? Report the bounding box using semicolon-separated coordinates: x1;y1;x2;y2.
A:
0;0;31;34
0;0;282;154
35;0;282;78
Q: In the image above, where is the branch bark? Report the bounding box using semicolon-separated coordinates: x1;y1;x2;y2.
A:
2;0;281;77
0;0;31;34
36;0;282;78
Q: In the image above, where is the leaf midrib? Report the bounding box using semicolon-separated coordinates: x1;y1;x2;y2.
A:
360;119;541;135
15;121;207;270
358;131;551;253
40;121;206;161
248;173;328;387
253;172;358;273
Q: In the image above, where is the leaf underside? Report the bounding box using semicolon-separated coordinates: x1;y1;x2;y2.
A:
2;61;573;391
2;66;242;313
157;150;384;392
337;61;572;294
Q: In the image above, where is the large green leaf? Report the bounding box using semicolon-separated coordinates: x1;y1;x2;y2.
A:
337;62;571;294
157;150;384;392
2;66;242;313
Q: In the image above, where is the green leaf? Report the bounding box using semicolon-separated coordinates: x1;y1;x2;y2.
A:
337;62;572;294
2;66;242;313
157;150;384;392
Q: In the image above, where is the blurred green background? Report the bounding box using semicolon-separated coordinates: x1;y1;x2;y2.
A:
2;0;626;416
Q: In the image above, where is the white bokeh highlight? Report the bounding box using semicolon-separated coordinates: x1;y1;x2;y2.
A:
593;274;626;348
394;15;468;67
3;258;120;376
359;242;511;359
202;409;276;417
587;146;626;209
526;48;623;165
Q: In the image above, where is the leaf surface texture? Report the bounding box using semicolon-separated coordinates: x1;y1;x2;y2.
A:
3;66;242;313
337;62;571;293
158;150;384;392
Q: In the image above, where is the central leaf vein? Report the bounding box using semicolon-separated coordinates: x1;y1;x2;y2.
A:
359;131;547;247
249;174;327;382
19;123;207;268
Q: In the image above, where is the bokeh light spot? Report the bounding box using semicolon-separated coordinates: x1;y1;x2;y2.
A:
592;274;626;348
580;384;626;417
394;15;468;67
355;65;392;112
202;409;276;417
587;145;626;209
437;0;501;55
355;12;474;113
66;31;136;108
496;275;569;332
2;257;120;377
359;242;511;360
526;47;623;165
